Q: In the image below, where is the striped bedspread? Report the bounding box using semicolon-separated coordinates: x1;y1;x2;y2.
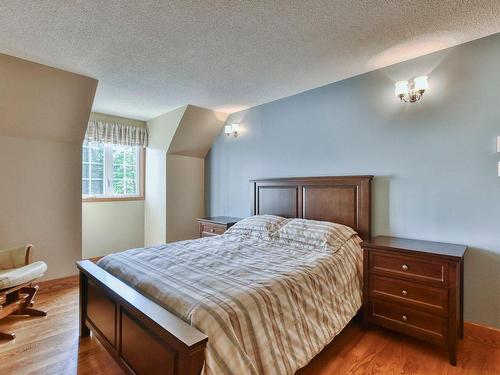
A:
97;232;363;375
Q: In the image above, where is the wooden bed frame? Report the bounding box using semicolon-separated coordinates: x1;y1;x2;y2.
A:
77;175;372;375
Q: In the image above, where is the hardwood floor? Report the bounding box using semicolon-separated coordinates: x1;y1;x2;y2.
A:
0;281;498;375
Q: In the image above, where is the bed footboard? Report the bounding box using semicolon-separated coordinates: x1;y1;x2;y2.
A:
77;260;208;375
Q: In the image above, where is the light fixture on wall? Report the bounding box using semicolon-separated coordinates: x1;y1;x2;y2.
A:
395;76;428;103
224;123;240;138
497;136;500;176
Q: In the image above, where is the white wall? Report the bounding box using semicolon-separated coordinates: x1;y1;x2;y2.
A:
89;112;147;129
0;53;97;280
82;112;147;258
166;155;205;242
145;105;227;245
145;106;186;246
0;136;83;280
82;200;144;258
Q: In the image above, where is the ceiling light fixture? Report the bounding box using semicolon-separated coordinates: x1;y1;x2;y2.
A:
395;76;428;103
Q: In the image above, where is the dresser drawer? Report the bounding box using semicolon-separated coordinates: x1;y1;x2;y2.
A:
369;275;448;314
370;300;447;345
362;236;466;366
368;250;448;284
200;223;225;237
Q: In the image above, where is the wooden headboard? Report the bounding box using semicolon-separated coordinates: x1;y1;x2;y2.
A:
251;176;373;240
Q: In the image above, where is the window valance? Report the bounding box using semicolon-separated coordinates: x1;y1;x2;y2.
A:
85;120;148;147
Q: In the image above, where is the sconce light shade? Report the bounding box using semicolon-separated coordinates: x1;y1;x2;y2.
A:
395;76;429;103
224;123;240;138
394;80;409;96
413;75;429;91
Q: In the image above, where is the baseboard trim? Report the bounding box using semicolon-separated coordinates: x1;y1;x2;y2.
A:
37;258;103;294
464;320;500;334
38;275;78;294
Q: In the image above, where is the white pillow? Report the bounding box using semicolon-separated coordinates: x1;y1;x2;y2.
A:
225;215;286;239
276;218;358;251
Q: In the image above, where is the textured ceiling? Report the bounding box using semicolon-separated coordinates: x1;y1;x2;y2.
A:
1;1;499;120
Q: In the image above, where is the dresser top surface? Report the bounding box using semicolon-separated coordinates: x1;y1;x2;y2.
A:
362;236;467;258
197;216;242;225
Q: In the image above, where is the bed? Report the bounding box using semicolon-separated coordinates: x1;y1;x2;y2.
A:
77;176;372;375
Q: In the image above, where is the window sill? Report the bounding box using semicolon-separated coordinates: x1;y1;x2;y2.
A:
82;196;144;203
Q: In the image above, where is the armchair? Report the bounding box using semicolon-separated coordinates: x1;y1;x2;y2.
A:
0;244;47;340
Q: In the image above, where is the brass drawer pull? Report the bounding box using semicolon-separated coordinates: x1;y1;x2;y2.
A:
401;290;408;296
401;315;408;322
210;228;215;232
401;264;409;271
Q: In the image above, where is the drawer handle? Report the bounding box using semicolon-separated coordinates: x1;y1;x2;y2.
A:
401;315;408;322
401;290;408;296
210;228;215;233
401;264;409;271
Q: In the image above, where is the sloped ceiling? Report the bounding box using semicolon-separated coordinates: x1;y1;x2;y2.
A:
0;53;97;143
146;105;227;158
0;1;499;120
167;105;228;158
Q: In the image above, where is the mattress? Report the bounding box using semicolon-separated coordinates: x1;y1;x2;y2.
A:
97;231;363;375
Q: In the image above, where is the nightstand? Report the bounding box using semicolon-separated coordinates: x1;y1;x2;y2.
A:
362;236;467;366
196;216;241;238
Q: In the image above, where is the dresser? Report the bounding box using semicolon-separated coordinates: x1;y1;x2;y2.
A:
362;236;467;365
196;216;241;238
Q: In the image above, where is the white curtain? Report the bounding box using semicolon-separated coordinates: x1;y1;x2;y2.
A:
85;120;148;147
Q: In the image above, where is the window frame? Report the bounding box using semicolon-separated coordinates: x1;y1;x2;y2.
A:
82;142;145;203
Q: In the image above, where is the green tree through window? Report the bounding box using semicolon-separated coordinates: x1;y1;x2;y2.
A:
82;141;141;199
112;145;137;195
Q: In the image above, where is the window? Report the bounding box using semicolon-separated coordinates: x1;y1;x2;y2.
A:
82;140;144;200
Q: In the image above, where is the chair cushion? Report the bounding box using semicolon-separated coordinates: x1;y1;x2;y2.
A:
0;245;29;270
0;261;47;290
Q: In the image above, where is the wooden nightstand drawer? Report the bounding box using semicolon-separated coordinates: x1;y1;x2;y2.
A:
362;236;467;366
369;250;448;284
200;223;225;236
369;275;448;314
370;300;447;345
197;217;241;238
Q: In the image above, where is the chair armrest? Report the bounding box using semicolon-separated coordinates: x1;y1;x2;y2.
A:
0;244;33;270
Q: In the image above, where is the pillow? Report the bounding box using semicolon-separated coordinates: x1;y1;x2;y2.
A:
225;215;286;239
275;218;358;251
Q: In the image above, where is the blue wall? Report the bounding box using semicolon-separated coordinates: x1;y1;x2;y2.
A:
206;33;500;327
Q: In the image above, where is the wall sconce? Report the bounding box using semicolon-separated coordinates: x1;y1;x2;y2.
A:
395;76;428;103
224;123;239;138
497;136;500;176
